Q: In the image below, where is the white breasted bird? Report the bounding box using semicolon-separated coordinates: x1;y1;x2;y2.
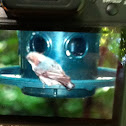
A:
26;52;75;90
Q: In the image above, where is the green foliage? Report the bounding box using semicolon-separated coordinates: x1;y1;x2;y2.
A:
58;99;84;117
0;30;19;66
119;29;126;63
99;27;120;68
0;85;52;116
90;88;114;119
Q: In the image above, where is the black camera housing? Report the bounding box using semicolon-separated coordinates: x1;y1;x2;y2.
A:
1;0;126;31
1;0;83;18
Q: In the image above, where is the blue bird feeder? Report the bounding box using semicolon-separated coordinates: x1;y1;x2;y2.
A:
0;31;116;98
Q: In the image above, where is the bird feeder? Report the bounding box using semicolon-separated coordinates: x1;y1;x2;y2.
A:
0;31;116;98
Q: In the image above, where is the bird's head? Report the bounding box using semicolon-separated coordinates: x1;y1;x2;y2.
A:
26;52;44;66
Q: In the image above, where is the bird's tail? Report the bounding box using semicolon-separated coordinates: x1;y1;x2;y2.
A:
66;82;75;90
55;77;75;90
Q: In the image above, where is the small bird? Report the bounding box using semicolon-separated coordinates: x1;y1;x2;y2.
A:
26;52;75;90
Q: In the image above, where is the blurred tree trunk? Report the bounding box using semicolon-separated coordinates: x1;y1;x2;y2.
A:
83;97;93;118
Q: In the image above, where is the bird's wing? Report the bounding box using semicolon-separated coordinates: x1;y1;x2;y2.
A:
46;57;65;74
37;58;65;75
50;61;65;75
33;66;45;76
34;55;70;83
42;71;71;86
34;65;70;81
39;75;61;86
34;66;72;88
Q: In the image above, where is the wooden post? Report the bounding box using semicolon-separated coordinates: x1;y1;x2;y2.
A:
119;64;126;126
112;28;126;126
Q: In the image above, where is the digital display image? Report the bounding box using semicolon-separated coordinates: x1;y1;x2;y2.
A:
0;28;124;119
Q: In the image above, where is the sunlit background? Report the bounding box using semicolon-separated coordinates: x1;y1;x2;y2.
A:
0;28;122;118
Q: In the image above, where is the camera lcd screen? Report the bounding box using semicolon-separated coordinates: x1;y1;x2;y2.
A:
0;28;124;119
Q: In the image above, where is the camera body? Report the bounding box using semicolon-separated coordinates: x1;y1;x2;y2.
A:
1;0;126;26
1;0;83;18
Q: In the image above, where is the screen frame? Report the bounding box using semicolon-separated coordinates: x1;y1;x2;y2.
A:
0;4;126;126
